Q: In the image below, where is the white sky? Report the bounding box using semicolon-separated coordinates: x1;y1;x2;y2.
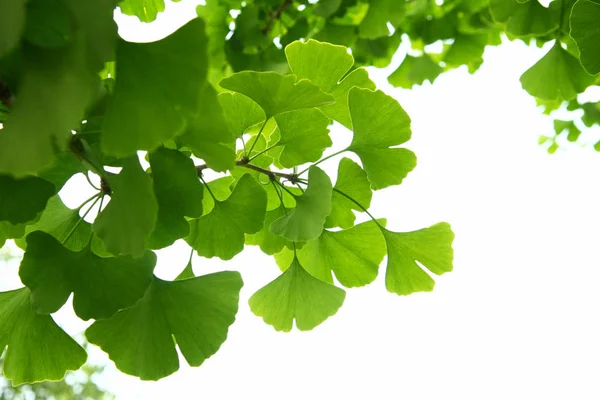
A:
3;1;600;399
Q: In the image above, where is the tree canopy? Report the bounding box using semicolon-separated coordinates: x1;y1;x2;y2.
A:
0;0;597;385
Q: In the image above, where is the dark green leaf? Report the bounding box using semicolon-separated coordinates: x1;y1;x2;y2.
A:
570;0;600;75
0;175;54;224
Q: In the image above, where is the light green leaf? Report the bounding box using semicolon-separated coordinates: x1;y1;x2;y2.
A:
86;272;242;380
0;175;55;224
118;0;165;22
325;158;373;229
490;0;559;37
382;222;455;295
148;148;204;249
187;174;266;260
0;288;87;385
94;158;158;257
570;0;600;75
285;40;354;93
219;71;334;118
175;260;195;280
102;19;208;156
249;256;345;332
273;109;332;168
178;82;236;172
19;231;156;320
200;176;235;215
348;87;416;190
0;0;26;57
246;207;293;255
17;195;92;252
359;0;405;39
297;220;387;287
218;91;266;138
284;40;375;128
269;167;332;242
388;54;443;89
0;222;26;249
520;42;595;101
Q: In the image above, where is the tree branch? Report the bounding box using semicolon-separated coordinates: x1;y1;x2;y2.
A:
196;159;299;183
261;0;293;35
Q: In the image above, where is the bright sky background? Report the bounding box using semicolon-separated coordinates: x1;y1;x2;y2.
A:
2;1;600;399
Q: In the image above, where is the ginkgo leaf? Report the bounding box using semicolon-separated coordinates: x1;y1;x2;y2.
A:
94;158;158;257
273;108;332;168
200;176;235;215
348;87;416;190
284;39;375;128
177;82;236;172
102;18;208;156
175;260;195;280
359;0;405;39
249;256;345;332
270;167;332;242
187;174;266;260
570;0;600;75
218;91;266;138
246;207;294;255
86;272;242;380
148;148;204;249
118;0;165;22
17;195;92;252
520;42;595;101
285;40;354;92
19;231;156;320
490;0;559;37
325;158;373;229
382;222;455;296
0;288;87;385
0;222;25;248
0;175;55;224
296;220;387;287
0;0;26;57
388;54;443;89
219;71;334;118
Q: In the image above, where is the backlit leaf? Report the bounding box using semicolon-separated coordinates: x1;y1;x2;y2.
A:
570;0;600;75
0;175;54;224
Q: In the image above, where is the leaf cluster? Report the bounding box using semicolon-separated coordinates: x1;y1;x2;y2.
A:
0;4;454;386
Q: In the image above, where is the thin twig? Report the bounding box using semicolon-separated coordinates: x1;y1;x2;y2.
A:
262;0;293;35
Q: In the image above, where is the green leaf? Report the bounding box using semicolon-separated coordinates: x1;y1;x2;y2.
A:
200;176;235;215
94;158;158;257
86;272;242;380
17;195;92;252
325;158;373;229
382;222;455;295
359;0;404;39
148;148;204;249
102;19;208;156
187;174;266;260
0;222;26;249
285;40;354;93
0;0;26;57
520;42;595;101
178;82;236;172
249;256;345;332
118;0;165;22
0;175;55;224
296;220;386;287
388;54;443;89
246;207;293;255
270;167;332;242
219;71;334;118
175;260;195;280
272;109;332;168
19;231;156;320
554;119;581;142
0;42;98;175
443;34;488;68
348;87;416;190
218;92;266;138
284;39;375;129
490;0;559;37
0;288;87;385
23;0;73;49
570;0;600;75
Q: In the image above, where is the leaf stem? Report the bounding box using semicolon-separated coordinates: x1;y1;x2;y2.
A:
276;180;297;198
84;171;101;191
63;194;101;245
248;144;277;162
199;176;217;201
247;119;269;154
298;148;348;176
332;187;384;229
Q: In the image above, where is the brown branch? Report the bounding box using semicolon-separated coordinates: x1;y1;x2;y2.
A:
261;0;293;35
196;159;298;183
